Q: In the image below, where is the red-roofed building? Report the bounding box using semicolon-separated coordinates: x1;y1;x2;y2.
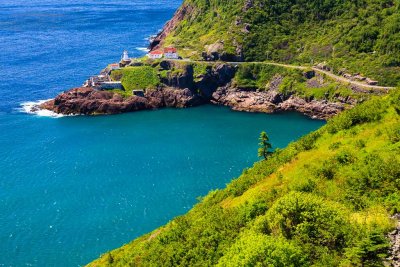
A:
109;63;120;70
148;50;163;59
164;47;179;59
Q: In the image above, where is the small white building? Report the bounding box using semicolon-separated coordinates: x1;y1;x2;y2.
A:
100;81;122;90
121;50;130;62
148;50;163;59
164;47;179;59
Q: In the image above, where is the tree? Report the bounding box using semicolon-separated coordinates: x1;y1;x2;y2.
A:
258;131;273;159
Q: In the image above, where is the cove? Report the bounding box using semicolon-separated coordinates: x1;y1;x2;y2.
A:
0;106;324;266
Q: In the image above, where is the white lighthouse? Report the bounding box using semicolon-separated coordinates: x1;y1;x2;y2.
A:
122;50;130;61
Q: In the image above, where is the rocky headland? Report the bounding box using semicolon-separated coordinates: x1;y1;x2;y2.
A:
35;60;367;119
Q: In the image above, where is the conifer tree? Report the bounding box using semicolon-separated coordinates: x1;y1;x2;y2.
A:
258;131;273;159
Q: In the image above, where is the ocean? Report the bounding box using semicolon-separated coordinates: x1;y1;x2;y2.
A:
0;1;325;266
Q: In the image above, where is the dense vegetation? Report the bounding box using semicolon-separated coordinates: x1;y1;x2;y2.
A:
110;66;159;95
234;63;360;101
88;90;400;266
162;0;400;86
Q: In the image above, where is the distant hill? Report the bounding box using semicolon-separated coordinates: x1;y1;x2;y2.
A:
151;0;400;86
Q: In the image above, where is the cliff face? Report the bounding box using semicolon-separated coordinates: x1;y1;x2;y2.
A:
38;86;204;115
149;3;194;51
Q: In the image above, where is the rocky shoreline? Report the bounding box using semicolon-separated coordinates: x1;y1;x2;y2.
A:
34;62;358;120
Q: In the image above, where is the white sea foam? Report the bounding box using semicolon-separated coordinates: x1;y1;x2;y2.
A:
136;47;149;52
19;100;66;118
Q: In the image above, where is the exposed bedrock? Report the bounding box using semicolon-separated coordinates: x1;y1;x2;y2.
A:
38;86;204;115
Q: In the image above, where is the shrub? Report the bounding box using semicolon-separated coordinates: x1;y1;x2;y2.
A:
335;150;355;165
344;231;390;266
295;131;321;151
217;232;308;267
316;159;337;180
387;123;400;144
266;192;350;249
327;98;386;133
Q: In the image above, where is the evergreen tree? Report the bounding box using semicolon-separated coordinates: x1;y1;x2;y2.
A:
258;131;273;159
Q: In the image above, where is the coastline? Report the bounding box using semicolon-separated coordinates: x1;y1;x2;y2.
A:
28;59;368;120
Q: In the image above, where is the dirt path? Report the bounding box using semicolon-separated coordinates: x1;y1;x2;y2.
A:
228;61;394;91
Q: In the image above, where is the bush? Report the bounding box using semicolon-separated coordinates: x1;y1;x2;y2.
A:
327;98;386;133
316;159;337;180
266;192;350;249
344;231;390;266
217;232;308;267
387;123;400;144
295;131;322;151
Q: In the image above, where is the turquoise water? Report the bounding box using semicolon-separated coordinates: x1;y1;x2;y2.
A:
0;108;324;266
0;0;325;266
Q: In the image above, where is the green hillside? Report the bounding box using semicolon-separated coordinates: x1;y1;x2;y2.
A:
161;0;400;86
88;90;400;266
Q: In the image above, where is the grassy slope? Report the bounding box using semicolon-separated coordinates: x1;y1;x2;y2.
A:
88;90;400;266
163;0;400;86
110;66;160;96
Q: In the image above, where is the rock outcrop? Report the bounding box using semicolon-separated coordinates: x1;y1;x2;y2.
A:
37;87;204;115
212;85;346;120
388;214;400;267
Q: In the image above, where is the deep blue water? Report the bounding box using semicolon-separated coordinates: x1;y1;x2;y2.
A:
0;1;325;266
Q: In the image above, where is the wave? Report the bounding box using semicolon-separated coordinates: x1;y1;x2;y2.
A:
136;47;149;52
19;100;66;118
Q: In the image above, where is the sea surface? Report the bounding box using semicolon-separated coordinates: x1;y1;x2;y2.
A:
0;1;325;266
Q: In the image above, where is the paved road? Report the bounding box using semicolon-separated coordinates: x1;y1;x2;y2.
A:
170;59;395;91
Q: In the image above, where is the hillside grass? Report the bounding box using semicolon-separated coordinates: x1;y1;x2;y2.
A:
110;66;159;94
163;0;400;86
88;90;400;266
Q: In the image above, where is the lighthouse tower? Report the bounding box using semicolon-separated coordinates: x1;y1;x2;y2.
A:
122;50;130;61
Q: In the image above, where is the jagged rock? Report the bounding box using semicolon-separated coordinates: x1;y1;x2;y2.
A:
243;0;254;11
234;17;242;26
388;214;400;267
37;86;204;115
303;70;316;79
242;23;251;33
212;84;347;120
196;64;236;98
203;41;225;61
279;96;345;119
159;63;195;90
162;87;203;108
212;85;277;113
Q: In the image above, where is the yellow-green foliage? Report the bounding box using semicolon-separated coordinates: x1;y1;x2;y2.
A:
88;90;400;267
111;66;159;93
234;63;363;100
